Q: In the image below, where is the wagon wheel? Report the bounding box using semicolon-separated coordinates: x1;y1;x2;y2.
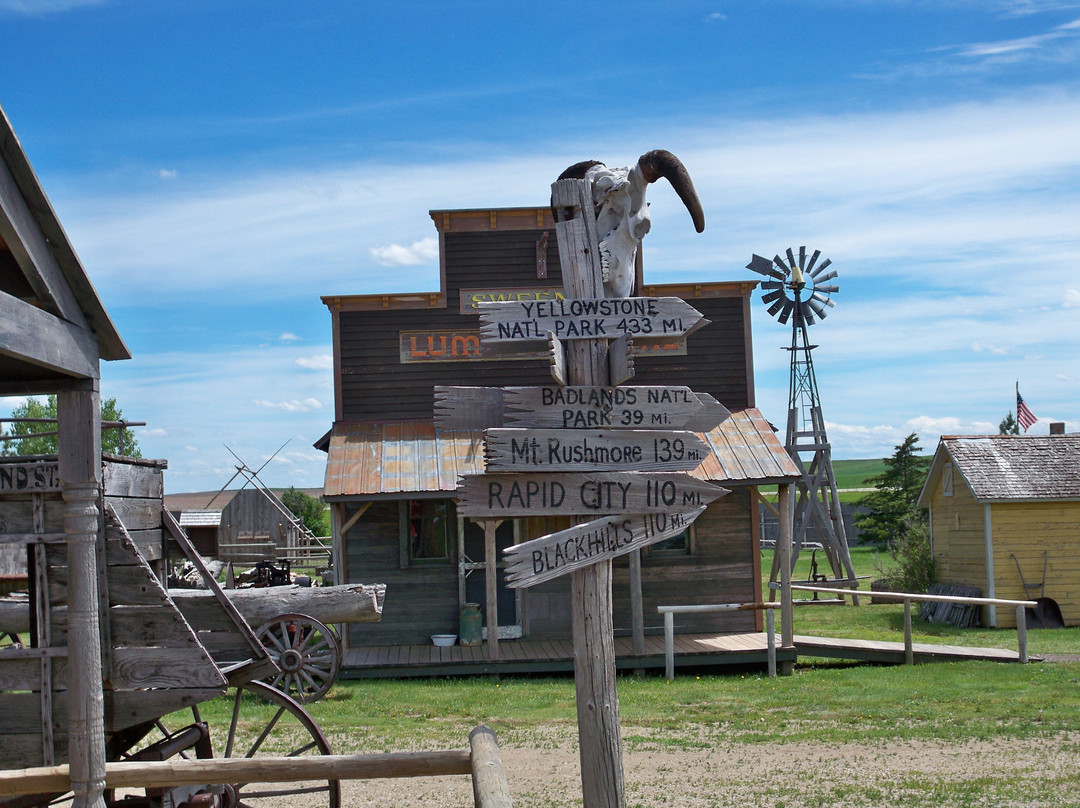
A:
103;681;340;808
256;613;341;703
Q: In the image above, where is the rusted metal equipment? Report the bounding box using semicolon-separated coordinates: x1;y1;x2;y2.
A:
1011;552;1065;629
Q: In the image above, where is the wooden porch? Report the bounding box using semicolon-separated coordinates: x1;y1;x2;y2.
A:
340;631;1026;678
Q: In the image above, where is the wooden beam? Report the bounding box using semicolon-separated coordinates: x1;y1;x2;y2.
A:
484;520;499;659
0;153;84;324
0;289;98;378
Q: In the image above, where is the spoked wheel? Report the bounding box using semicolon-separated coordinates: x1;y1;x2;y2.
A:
103;681;339;808
255;613;341;703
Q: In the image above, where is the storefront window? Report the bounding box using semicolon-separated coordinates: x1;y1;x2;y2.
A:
401;499;454;564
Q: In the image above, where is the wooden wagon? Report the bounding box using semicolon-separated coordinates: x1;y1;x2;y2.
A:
0;455;385;808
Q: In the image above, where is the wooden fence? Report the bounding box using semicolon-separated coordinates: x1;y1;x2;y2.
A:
788;583;1037;664
658;602;782;680
0;725;512;808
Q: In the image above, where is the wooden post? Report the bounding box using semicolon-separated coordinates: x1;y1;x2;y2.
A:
469;725;513;808
903;599;914;665
778;483;794;676
664;610;675;681
1016;604;1028;664
629;549;645;657
57;383;106;808
553;177;625;808
484;520;499;659
766;607;777;678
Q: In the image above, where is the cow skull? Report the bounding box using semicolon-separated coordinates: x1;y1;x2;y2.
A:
557;150;705;298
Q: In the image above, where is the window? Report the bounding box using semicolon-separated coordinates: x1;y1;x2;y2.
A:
400;499;455;566
646;523;695;557
943;463;954;497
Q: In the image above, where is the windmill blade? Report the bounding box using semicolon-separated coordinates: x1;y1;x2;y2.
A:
800;301;817;325
766;297;787;318
804;249;821;276
747;254;786;280
760;280;786;290
761;289;785;305
807;298;830;319
786;248;797;271
814;269;838;283
777;299;795;324
813;283;839;295
810;291;837;308
809;257;832;278
773;254;790;275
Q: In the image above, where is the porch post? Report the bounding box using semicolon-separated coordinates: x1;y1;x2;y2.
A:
484;519;500;658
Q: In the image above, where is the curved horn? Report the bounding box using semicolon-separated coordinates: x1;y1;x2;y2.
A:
636;150;705;233
557;160;604;181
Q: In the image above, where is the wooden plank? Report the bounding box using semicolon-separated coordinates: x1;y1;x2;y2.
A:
484;429;709;472
0;289;97;379
548;332;567;386
456;471;728;518
0;459;61;493
478;297;708;342
504;507;706;588
608;334;635;386
504;385;711;430
434;386;505;429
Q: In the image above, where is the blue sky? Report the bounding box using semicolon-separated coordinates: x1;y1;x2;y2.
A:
2;0;1078;493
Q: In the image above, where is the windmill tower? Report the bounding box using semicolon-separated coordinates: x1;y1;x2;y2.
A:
746;247;858;599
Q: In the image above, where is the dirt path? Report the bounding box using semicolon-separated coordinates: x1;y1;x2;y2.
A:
335;728;1079;807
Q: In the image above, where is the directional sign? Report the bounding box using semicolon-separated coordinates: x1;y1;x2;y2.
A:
456;471;729;518
503;506;707;589
477;297;708;342
434;385;731;431
484;429;709;472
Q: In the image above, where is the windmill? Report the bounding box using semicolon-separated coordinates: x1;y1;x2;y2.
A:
746;247;858;600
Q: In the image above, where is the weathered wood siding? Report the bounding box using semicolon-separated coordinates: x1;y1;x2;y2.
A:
335;228;753;421
342;492;758;645
989;501;1080;628
929;473;986;595
343;501;460;646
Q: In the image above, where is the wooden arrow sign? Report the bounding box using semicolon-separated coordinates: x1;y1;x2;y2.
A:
477;297;708;342
503;506;707;589
434;385;731;432
456;471;729;518
484;429;709;472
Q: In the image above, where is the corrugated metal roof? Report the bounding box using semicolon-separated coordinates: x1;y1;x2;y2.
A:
929;434;1080;502
323;409;799;499
179;509;223;527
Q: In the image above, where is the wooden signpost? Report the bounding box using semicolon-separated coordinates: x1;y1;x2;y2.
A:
483;429;710;472
478;296;708;342
503;506;706;589
434;385;731;431
438;176;725;808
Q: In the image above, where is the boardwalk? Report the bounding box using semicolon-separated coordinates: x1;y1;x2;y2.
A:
340;631;1025;679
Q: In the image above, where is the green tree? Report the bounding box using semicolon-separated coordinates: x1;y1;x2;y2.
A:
280;487;330;536
1;395;141;457
853;432;931;549
999;410;1020;435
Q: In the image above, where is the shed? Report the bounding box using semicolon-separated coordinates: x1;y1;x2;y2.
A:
320;206;800;667
0;103;129;801
918;433;1080;628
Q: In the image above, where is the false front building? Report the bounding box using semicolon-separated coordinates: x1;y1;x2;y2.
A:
319;207;799;676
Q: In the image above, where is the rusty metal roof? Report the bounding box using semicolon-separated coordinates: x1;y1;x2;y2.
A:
323;408;799;499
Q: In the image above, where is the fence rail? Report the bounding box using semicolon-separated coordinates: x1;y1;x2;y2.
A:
658;602;782;680
787;583;1037;664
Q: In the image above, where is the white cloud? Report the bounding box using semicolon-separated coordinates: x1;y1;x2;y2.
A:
1064;289;1080;307
369;237;439;267
252;398;323;412
971;342;1009;355
296;354;332;370
279;332;301;342
158;169;177;180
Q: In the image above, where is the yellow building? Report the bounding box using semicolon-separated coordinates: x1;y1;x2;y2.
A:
918;432;1079;628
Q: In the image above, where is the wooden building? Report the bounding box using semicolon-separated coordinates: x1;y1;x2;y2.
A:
919;432;1080;628
0;104;129;804
319;207;799;669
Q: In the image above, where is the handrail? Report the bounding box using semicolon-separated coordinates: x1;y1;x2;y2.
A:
658;602;782;680
0;726;513;807
785;583;1037;664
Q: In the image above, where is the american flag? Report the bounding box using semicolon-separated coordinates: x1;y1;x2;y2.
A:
1016;384;1038;432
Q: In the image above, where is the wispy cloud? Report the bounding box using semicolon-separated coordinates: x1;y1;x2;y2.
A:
253;398;323;412
370;237;439;267
0;0;104;14
296;354;332;370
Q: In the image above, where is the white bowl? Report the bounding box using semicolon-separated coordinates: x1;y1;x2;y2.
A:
431;634;457;647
